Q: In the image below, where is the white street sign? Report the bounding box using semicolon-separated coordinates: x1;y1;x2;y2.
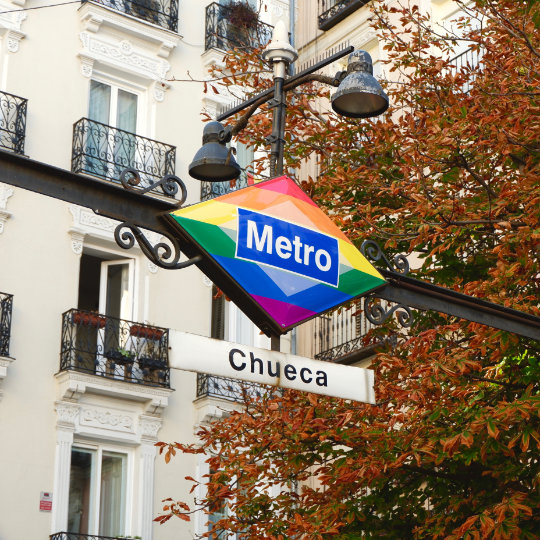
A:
169;331;375;404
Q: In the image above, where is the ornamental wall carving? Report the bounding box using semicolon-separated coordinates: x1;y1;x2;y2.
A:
79;31;170;83
80;406;135;433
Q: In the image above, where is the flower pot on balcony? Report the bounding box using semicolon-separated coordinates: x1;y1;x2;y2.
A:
139;356;166;370
105;348;135;365
129;324;164;340
105;348;135;380
139;356;166;384
72;311;106;328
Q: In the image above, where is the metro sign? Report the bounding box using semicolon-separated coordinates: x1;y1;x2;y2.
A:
166;176;386;336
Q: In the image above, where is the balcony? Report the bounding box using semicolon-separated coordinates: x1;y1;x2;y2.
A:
0;292;13;358
83;0;178;32
318;0;370;31
0;91;27;155
205;2;273;51
71;118;176;197
448;47;481;93
306;303;377;363
51;534;128;540
201;169;252;201
197;373;263;401
60;308;170;388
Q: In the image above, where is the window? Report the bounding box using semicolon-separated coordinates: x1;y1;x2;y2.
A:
68;446;128;536
89;80;139;132
84;79;141;181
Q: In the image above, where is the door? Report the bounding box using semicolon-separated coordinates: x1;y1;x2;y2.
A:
96;260;135;377
87;80;139;180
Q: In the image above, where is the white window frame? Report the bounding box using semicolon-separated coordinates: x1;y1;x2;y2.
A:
88;71;148;137
68;441;135;537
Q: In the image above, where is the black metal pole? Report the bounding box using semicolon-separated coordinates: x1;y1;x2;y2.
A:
269;76;286;178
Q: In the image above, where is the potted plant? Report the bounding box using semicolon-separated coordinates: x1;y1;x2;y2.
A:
105;347;135;365
226;1;258;30
223;1;259;48
129;324;164;341
72;310;106;328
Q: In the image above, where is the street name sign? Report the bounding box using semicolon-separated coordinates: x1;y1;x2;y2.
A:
169;331;375;404
166;176;386;336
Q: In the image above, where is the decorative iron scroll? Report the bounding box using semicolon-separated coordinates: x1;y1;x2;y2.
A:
120;168;187;203
363;294;414;328
360;240;410;275
114;221;201;270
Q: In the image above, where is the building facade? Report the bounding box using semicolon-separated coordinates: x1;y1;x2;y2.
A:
0;1;289;539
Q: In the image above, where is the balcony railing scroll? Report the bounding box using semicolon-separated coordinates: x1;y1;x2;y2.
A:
50;533;129;540
0;292;13;357
205;2;273;51
309;303;375;363
201;170;251;201
197;373;263;401
0;90;27;154
83;0;178;32
318;0;370;31
71;118;176;197
60;308;170;388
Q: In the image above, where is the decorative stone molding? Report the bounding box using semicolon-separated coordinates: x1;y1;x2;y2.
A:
80;406;136;433
79;31;171;84
55;401;80;432
147;261;158;274
0;9;26;53
69;230;85;255
78;1;180;58
69;204;163;247
202;275;213;288
80;55;95;78
0;356;14;401
139;415;162;442
56;370;172;412
0;183;13;234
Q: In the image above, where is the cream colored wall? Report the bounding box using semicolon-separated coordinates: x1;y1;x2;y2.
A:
0;189;78;539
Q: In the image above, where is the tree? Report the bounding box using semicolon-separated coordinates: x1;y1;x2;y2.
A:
157;0;540;537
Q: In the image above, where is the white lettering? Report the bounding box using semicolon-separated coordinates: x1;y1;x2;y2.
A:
315;249;332;272
247;220;272;254
293;236;303;263
303;244;315;265
275;236;292;259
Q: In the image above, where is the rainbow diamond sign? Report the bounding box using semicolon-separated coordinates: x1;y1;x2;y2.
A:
166;176;386;336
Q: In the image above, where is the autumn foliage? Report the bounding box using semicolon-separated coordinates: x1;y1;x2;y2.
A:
157;0;539;538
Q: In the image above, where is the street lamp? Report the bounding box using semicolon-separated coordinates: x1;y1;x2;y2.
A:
186;21;390;351
188;19;389;183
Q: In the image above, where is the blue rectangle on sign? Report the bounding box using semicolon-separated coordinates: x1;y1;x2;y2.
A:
236;208;340;287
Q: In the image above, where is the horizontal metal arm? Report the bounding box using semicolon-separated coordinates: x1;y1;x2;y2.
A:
377;270;540;341
0;149;177;237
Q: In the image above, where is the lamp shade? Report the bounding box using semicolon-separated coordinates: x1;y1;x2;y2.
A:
189;122;241;182
332;51;389;119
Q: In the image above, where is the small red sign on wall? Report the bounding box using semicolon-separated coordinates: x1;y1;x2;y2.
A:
39;492;52;512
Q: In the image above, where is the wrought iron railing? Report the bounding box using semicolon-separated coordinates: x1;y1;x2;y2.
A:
72;118;176;197
50;533;130;540
0;292;13;357
83;0;178;32
60;308;170;388
448;47;481;93
201;170;251;201
205;2;273;51
310;303;375;362
0;90;27;154
318;0;370;31
197;373;263;401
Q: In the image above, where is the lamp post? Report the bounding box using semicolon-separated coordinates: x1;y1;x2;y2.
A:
187;21;389;351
